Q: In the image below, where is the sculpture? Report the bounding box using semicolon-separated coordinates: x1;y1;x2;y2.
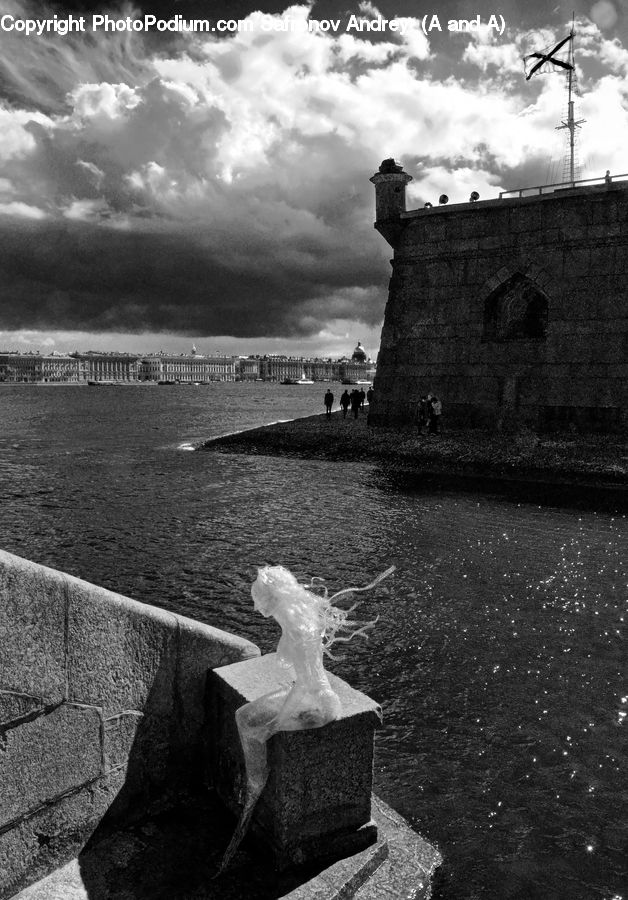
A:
218;563;395;873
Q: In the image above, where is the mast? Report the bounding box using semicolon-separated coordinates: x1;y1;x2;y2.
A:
555;18;585;185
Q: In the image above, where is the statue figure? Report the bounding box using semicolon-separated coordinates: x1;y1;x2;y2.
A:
218;563;395;873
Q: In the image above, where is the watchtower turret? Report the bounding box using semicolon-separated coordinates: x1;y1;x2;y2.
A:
369;158;412;247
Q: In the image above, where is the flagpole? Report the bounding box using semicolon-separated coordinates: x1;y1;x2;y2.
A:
523;19;585;187
567;27;574;182
556;17;584;186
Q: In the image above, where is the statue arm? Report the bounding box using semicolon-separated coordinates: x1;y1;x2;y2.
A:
276;630;295;669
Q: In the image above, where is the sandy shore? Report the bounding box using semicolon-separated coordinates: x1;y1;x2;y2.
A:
197;409;628;493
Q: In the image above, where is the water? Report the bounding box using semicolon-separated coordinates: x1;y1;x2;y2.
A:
0;383;625;900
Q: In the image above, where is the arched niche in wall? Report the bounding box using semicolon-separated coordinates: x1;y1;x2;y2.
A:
482;272;549;342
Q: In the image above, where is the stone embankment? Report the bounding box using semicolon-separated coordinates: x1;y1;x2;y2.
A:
197;411;628;494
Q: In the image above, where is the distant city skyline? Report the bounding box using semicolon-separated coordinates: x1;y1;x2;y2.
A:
1;0;626;357
0;333;377;360
0;342;375;383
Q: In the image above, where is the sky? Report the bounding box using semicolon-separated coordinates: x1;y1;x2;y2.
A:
0;0;627;358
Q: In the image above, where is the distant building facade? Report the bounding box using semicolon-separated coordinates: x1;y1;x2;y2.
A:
0;352;83;383
0;347;374;385
0;352;38;382
75;352;139;383
337;343;377;383
368;159;628;432
256;347;373;383
138;352;236;382
259;356;314;382
237;357;261;381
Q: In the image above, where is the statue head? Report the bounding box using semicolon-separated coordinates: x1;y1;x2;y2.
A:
251;564;303;618
251;564;392;658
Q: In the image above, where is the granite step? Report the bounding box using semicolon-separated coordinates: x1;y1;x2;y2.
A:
13;794;439;900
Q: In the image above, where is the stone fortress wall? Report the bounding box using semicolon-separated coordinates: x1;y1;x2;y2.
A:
368;160;628;431
0;549;259;898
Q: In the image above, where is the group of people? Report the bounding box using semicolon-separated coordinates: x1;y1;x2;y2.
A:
415;394;442;434
324;386;373;419
323;387;441;431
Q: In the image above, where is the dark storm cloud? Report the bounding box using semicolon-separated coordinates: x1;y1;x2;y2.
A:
0;209;388;336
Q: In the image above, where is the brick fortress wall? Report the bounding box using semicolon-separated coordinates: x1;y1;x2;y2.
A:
369;164;628;432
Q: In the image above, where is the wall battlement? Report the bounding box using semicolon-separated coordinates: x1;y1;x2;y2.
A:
369;164;628;432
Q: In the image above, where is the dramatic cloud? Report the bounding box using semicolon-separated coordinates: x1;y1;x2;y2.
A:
0;0;626;350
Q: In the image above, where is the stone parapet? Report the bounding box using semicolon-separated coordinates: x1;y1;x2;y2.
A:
0;549;259;899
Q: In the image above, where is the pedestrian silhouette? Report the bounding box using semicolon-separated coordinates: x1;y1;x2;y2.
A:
324;389;334;419
350;389;361;420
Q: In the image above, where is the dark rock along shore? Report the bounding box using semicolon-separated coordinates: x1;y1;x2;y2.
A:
198;410;628;491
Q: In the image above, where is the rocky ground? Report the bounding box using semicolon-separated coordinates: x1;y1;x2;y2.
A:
197;410;628;491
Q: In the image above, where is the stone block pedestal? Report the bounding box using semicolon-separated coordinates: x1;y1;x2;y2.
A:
207;653;382;870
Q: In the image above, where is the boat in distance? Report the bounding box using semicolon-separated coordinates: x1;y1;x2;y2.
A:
281;373;315;385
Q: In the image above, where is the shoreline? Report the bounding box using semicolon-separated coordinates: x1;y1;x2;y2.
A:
197;409;628;503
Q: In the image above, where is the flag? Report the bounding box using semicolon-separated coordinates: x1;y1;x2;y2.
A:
524;33;574;80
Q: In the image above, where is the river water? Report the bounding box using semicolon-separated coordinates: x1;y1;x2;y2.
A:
0;383;625;900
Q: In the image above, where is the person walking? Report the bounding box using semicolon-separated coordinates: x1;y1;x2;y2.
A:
324;389;334;418
366;387;374;405
430;396;442;434
358;388;366;410
350;389;361;420
416;396;429;435
340;389;351;418
426;395;435;433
